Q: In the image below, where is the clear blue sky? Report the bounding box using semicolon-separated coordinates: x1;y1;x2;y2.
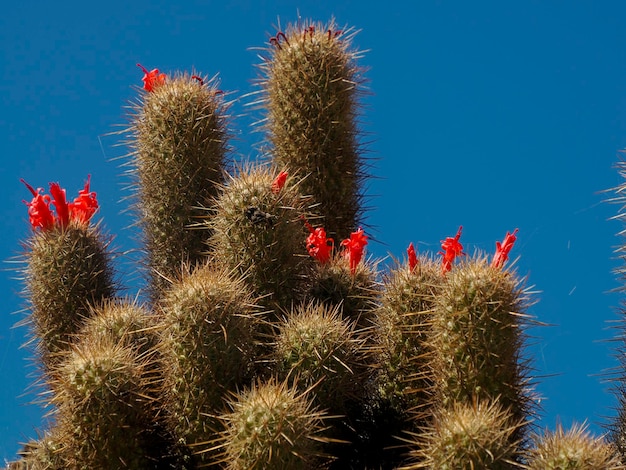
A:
2;0;626;462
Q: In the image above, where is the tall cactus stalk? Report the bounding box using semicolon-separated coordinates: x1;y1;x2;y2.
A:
128;70;228;296
258;20;366;241
157;263;261;465
428;257;533;449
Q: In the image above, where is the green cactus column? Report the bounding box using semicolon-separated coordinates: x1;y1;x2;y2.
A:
157;264;261;465
428;257;533;447
209;165;310;311
259;21;366;241
50;338;160;469
375;255;441;416
75;300;188;468
26;223;115;366
21;178;115;368
129;70;228;296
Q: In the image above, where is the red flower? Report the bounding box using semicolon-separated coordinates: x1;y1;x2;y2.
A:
407;242;418;272
69;175;99;224
491;228;519;269
439;226;465;273
49;182;70;227
271;171;288;194
21;179;54;230
21;177;99;230
304;220;334;264
137;63;166;92
341;227;368;274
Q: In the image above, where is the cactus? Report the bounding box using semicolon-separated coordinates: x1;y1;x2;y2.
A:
374;255;441;416
272;301;370;414
214;378;330;470
7;432;63;470
401;399;524;470
526;423;623;470
306;251;380;329
258;20;366;241
208;164;311;311
48;337;163;469
428;257;533;445
20;178;115;369
157;263;261;464
127;70;228;296
8;17;626;470
78;300;159;356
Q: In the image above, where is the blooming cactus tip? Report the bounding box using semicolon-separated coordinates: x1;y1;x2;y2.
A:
21;179;54;230
20;177;99;230
137;63;166;92
439;225;465;274
492;228;519;269
341;227;368;274
304;219;334;264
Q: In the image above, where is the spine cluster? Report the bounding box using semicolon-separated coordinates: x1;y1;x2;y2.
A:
7;19;625;470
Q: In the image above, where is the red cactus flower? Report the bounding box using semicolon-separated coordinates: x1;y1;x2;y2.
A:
341;227;368;274
439;226;465;274
271;171;288;194
491;228;519;269
304;220;334;264
49;182;70;227
137;63;166;92
21;179;54;230
407;242;418;272
21;177;99;230
69;175;99;224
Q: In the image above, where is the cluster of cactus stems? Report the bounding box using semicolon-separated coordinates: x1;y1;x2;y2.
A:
7;18;626;470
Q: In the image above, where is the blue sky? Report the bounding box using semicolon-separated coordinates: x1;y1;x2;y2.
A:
2;0;626;462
